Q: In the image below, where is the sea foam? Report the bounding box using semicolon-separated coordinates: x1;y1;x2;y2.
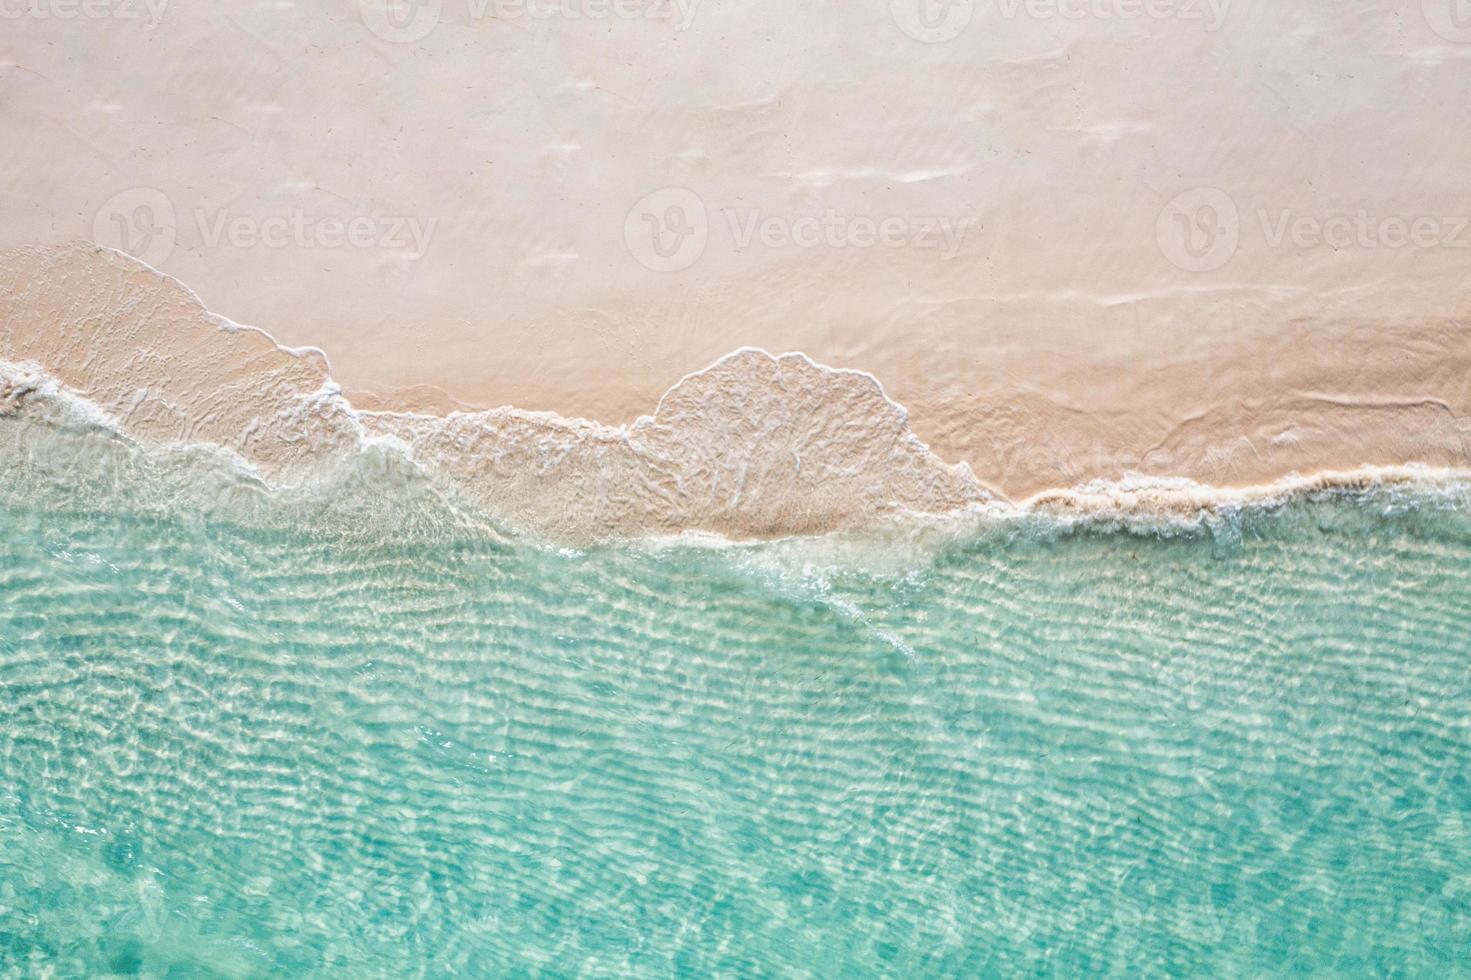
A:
3;242;1468;545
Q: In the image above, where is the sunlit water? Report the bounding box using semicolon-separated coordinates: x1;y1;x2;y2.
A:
1;418;1470;975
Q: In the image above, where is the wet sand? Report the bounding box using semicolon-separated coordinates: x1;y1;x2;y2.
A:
3;1;1470;536
1;243;1467;540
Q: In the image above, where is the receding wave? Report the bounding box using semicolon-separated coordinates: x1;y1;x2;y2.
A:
7;245;1471;975
3;242;1468;544
3;420;1471;973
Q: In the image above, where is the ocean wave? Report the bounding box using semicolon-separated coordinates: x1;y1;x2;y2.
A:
3;242;1468;545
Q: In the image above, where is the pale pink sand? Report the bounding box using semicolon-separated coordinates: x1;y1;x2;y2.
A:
2;244;1467;540
3;1;1470;536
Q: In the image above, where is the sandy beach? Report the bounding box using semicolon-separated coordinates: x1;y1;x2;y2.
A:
9;6;1471;971
3;0;1471;536
2;240;1467;541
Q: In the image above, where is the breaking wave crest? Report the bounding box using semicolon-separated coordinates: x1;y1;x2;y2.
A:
2;242;1468;547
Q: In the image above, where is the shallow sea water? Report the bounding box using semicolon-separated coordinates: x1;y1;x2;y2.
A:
1;418;1470;976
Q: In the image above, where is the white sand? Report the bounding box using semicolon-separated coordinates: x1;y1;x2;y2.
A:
3;0;1470;536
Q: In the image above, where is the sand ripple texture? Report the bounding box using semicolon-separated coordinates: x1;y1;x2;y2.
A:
1;414;1470;975
7;243;1471;543
0;244;983;541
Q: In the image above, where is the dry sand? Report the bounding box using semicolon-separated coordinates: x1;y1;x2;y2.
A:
2;0;1470;537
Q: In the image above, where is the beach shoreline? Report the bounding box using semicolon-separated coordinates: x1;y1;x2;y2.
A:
4;242;1468;541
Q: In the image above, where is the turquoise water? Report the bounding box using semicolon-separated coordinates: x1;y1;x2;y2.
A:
2;424;1471;975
